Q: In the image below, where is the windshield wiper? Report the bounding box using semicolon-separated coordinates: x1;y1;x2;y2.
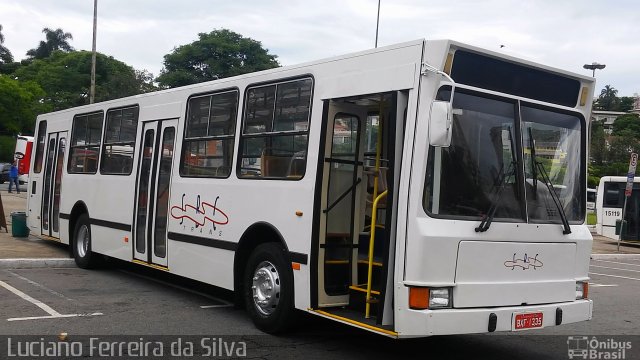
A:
529;129;572;235
475;126;517;233
475;162;515;232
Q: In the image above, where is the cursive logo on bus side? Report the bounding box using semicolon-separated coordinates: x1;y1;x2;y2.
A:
504;253;543;270
170;194;229;230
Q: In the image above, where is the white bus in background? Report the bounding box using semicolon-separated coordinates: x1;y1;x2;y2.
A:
596;176;640;240
27;39;594;337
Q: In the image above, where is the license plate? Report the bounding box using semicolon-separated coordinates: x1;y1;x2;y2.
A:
512;312;544;331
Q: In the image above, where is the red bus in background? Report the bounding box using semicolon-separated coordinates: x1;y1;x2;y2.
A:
15;135;34;181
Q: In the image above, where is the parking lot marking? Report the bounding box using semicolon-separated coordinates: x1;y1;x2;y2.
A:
590;265;640;273
0;279;62;317
7;313;103;322
5;270;75;302
0;279;104;322
589;272;640;282
592;259;640;267
589;283;618;287
200;305;233;309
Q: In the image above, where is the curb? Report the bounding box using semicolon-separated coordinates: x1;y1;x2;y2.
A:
0;258;75;269
590;254;640;260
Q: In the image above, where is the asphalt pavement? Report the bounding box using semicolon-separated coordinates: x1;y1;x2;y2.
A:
0;257;638;359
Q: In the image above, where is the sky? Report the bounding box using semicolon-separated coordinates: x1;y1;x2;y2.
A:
1;0;638;97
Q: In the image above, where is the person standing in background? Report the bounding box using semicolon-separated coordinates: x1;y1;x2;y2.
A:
8;161;20;194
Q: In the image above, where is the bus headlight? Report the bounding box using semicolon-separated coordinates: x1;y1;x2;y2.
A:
408;287;452;309
429;288;452;309
576;281;589;300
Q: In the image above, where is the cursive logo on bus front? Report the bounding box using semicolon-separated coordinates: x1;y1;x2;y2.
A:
170;194;229;230
504;253;543;270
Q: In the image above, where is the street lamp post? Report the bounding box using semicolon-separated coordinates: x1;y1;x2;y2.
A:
90;0;98;104
583;62;606;77
375;0;381;48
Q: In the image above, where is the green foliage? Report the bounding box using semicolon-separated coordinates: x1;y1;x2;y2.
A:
157;29;279;88
0;75;49;133
0;75;50;161
595;85;619;111
611;114;640;136
619;97;636;112
12;51;155;111
26;28;73;60
0;24;13;64
590;120;606;165
0;136;16;162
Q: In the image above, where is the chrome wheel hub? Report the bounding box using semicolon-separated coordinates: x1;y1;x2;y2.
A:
77;224;89;258
251;261;281;316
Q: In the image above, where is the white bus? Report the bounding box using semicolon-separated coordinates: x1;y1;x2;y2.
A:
27;39;594;337
596;176;640;240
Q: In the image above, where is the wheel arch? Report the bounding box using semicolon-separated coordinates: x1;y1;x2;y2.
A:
68;201;89;255
233;221;292;307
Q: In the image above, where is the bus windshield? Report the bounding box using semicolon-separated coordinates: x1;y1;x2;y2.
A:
423;89;584;224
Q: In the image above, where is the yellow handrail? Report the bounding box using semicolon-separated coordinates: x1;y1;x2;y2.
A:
366;189;387;318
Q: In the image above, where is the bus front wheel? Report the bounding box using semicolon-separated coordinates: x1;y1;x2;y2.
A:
72;214;100;269
244;243;295;333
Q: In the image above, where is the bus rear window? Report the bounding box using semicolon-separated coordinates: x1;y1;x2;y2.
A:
603;182;624;208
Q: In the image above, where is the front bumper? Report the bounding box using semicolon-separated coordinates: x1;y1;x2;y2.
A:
398;299;592;338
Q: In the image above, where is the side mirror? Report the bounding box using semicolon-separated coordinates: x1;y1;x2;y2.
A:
429;100;453;147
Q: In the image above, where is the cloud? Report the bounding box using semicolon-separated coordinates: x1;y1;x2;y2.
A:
0;0;637;95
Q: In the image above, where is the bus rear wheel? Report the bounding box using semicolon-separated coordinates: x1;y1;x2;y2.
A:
244;243;294;333
72;214;101;269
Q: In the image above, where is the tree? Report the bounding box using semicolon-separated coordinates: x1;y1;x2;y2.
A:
157;29;279;88
611;114;640;137
0;75;50;161
590;120;606;165
26;27;74;60
619;96;636;112
608;129;639;164
0;24;14;64
595;85;619;111
13;51;154;111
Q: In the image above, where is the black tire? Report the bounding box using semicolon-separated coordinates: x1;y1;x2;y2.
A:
72;214;101;269
244;243;295;333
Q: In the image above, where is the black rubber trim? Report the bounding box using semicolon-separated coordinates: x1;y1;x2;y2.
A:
310;99;330;309
289;252;308;265
488;313;498;332
59;213;70;220
168;231;237;251
89;218;132;232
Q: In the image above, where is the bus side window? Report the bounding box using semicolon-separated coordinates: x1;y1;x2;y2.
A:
180;90;238;178
68;112;104;174
101;106;139;175
33;121;47;173
238;77;313;180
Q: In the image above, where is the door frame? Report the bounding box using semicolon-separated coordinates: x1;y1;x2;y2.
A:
40;131;67;238
132;119;178;267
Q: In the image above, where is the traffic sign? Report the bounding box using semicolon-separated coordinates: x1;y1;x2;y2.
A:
625;153;638;197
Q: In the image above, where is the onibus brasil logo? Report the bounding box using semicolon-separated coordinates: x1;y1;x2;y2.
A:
567;336;632;359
